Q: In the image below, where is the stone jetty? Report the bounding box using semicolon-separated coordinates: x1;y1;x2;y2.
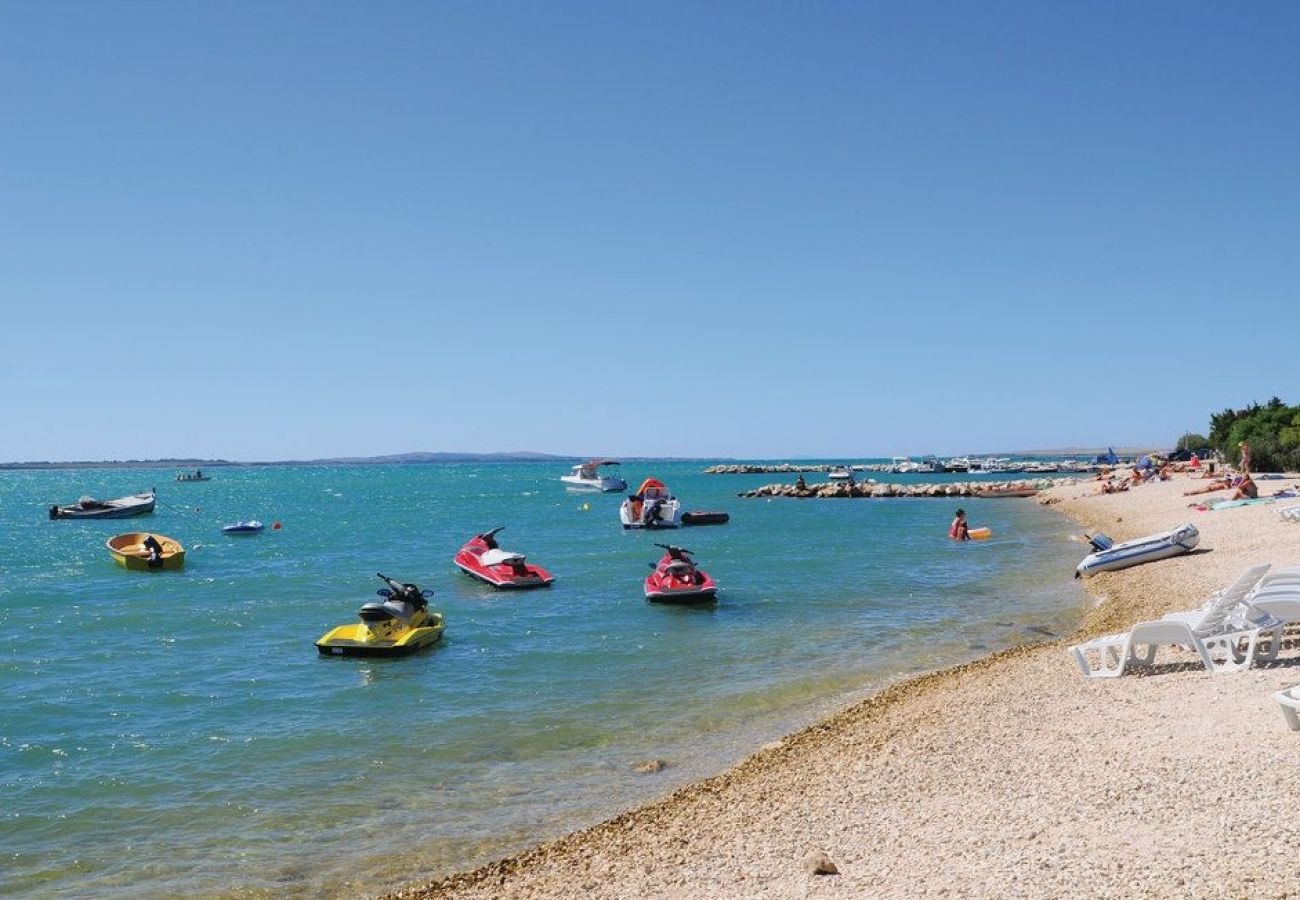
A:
737;477;1080;499
705;463;857;475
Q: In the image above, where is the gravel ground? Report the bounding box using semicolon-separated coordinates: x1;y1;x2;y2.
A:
386;472;1300;899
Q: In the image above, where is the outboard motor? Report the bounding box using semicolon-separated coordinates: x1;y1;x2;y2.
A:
646;499;665;526
1086;533;1114;553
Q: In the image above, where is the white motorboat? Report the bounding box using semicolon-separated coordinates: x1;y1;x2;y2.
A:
827;465;855;482
1075;524;1199;578
890;456;921;474
619;478;681;529
561;459;627;493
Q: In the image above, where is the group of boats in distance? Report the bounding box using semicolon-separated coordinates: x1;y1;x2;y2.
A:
857;456;1107;475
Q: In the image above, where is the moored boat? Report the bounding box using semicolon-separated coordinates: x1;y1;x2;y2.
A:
222;520;264;535
827;466;855;482
974;486;1040;498
315;574;445;657
644;544;717;603
176;470;210;482
106;532;185;570
619;478;681;529
1075;523;1199;578
560;459;627;493
681;510;729;526
50;490;156;520
453;527;554;589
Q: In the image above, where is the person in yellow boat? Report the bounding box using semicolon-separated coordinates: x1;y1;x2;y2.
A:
142;534;165;568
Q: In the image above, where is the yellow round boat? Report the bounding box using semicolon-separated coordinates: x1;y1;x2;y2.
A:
106;532;186;571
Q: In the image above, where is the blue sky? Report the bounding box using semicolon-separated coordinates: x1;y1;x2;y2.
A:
2;2;1296;461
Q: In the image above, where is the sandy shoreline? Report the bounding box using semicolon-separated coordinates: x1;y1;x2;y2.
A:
388;473;1300;899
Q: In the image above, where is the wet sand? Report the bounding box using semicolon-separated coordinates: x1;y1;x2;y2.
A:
388;472;1300;899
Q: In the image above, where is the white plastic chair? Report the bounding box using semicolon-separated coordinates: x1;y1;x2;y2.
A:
1275;685;1300;731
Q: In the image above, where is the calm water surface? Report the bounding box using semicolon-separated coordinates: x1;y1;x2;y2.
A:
0;461;1089;897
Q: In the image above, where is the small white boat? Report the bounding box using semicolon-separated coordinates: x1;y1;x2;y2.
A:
49;490;156;520
1075;523;1199;578
561;459;627;493
827;465;855;482
619;478;681;529
222;520;264;535
890;456;921;474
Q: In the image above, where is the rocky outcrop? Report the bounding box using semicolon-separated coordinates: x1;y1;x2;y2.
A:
737;478;1078;499
705;463;848;475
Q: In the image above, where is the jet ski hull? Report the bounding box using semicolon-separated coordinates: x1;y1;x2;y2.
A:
315;617;445;657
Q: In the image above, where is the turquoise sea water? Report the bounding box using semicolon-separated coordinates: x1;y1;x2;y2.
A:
0;461;1089;897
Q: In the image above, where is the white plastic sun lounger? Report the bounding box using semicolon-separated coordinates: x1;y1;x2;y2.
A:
1277;505;1300;522
1160;564;1271;633
1071;565;1275;678
1275;685;1300;731
1071;620;1271;678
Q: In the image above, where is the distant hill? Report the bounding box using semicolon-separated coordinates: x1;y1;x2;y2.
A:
0;451;571;470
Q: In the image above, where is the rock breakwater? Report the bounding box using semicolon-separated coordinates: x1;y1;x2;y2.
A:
705;463;855;475
737;478;1079;499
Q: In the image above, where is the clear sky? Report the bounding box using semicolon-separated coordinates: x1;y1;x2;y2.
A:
2;2;1296;462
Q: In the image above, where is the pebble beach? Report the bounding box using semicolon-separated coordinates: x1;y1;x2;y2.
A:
391;471;1300;899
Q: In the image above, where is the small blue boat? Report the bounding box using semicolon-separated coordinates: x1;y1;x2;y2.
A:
222;520;265;535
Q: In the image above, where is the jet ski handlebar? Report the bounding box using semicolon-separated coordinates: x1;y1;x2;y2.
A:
376;572;427;601
653;543;693;557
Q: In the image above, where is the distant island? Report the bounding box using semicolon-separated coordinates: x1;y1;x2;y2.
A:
0;451;572;471
0;448;1156;471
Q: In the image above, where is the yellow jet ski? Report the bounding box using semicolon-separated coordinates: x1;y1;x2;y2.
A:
315;573;445;657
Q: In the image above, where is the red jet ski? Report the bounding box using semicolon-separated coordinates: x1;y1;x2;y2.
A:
454;526;554;590
644;543;717;603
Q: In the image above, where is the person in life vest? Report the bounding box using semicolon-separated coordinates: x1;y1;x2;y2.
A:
949;508;970;541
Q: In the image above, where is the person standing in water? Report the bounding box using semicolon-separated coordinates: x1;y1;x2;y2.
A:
949;508;970;541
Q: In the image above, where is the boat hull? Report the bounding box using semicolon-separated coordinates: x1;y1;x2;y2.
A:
560;475;627;493
645;586;718;603
106;532;185;570
51;492;155;519
315;619;445;657
222;521;264;535
1075;524;1199;578
681;511;729;526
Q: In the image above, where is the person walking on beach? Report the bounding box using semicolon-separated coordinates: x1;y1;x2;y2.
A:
1238;441;1252;474
949;508;970;541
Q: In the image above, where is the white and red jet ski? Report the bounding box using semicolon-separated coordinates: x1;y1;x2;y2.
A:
454;527;554;590
644;544;717;603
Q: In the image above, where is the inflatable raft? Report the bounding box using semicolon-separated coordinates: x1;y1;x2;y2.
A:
1075;523;1199;578
681;511;729;526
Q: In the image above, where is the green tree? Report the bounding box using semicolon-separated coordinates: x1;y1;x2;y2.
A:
1209;398;1300;471
1175;432;1209;452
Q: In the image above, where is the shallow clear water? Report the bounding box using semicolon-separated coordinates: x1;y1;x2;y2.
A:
0;461;1088;896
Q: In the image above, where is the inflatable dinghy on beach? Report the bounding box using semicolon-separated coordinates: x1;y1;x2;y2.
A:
1075;523;1199;578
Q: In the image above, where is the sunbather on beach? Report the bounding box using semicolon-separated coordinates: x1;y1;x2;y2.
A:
1183;477;1232;496
1228;473;1258;500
